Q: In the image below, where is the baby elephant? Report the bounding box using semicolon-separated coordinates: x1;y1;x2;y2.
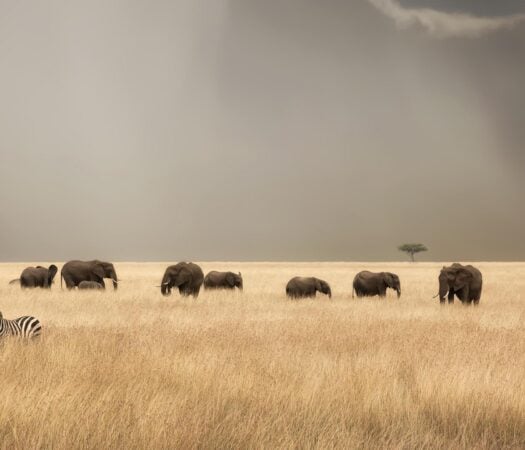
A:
204;271;243;290
286;277;332;299
353;271;401;298
78;281;104;290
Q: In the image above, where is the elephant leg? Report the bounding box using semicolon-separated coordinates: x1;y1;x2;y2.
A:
460;287;470;304
448;290;455;304
98;279;106;289
179;287;188;296
64;277;76;290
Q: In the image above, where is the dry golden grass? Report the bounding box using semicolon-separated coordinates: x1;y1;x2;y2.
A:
0;262;524;449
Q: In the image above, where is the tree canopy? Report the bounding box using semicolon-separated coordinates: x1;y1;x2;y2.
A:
398;243;428;262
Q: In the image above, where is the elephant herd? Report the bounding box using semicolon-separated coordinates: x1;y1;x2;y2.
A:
160;262;243;296
9;260;118;290
286;271;401;300
7;260;483;304
286;264;482;304
7;261;244;296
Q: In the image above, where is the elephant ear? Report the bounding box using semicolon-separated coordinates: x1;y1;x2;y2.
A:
226;273;236;287
173;268;192;286
93;264;105;279
445;269;457;283
381;273;393;288
453;269;472;290
48;265;58;278
318;280;331;297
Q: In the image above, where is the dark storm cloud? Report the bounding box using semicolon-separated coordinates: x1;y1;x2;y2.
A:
369;0;525;37
400;1;525;16
0;0;524;261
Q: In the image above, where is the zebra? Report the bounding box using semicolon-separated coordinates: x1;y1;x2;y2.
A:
0;311;42;339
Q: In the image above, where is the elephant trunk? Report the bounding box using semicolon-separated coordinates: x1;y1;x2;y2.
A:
48;265;58;287
396;287;401;298
110;268;118;290
161;276;171;296
438;276;448;303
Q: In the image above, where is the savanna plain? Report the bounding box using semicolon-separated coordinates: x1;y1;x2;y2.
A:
1;262;524;449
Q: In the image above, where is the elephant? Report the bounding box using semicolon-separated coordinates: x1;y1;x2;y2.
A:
161;262;204;297
61;260;118;290
352;271;401;298
203;271;243;290
19;265;58;288
78;281;104;290
286;277;332;299
438;263;482;305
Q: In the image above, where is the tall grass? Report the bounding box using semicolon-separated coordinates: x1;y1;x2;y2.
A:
1;262;524;449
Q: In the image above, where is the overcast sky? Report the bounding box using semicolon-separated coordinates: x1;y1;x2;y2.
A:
1;0;524;262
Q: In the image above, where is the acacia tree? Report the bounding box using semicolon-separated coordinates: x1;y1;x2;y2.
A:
398;243;428;262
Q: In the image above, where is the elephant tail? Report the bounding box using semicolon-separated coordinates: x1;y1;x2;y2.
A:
61;273;63;290
352;286;355;298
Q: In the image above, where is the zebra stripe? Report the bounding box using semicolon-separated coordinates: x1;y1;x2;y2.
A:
0;312;42;339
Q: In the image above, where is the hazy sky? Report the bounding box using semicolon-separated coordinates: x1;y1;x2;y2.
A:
1;0;524;261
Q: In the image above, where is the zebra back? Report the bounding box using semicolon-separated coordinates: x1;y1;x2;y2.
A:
0;313;42;339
